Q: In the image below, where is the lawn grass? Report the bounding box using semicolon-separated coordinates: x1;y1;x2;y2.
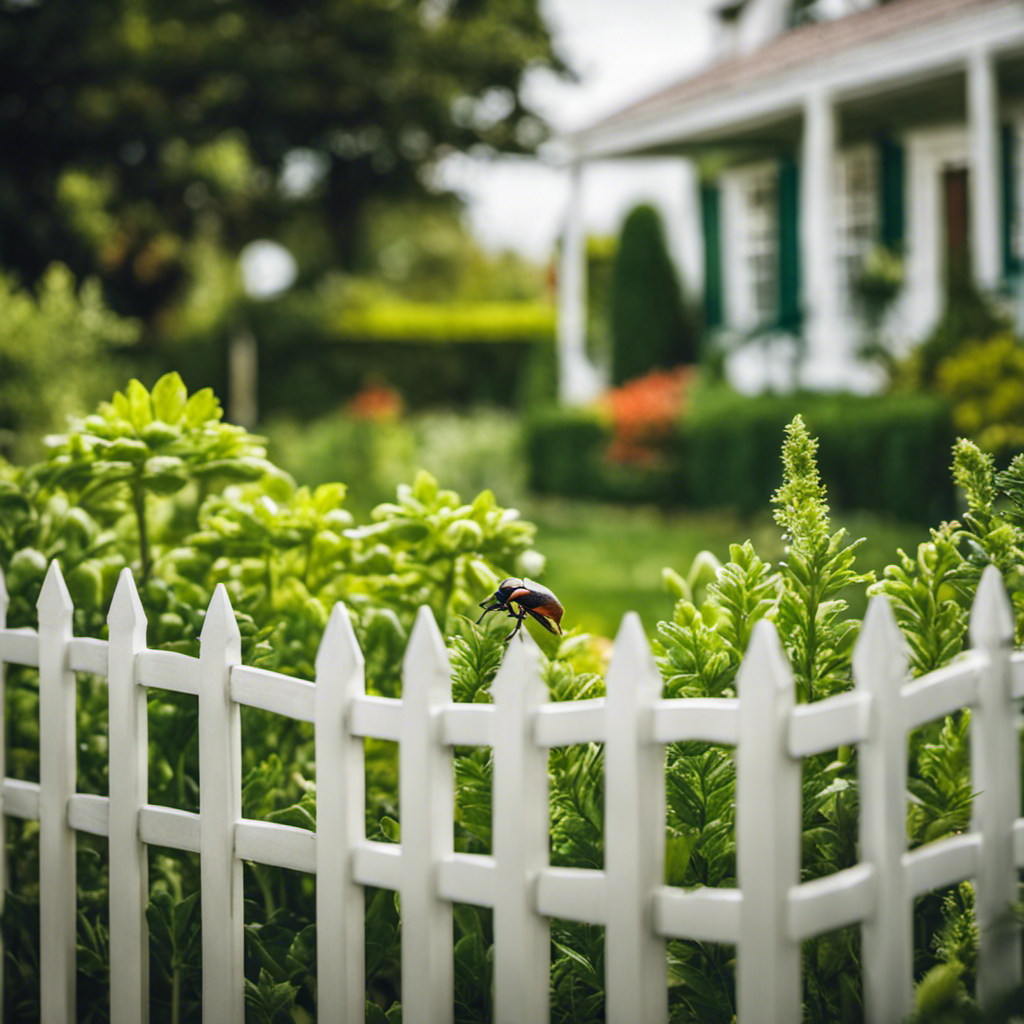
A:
521;498;927;640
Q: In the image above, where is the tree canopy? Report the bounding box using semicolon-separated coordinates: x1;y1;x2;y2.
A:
0;0;567;319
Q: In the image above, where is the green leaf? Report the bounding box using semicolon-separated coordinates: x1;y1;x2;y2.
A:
150;372;188;424
125;379;153;430
183;387;221;426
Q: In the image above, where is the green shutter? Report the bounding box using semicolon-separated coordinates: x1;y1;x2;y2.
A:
777;157;801;331
1002;123;1018;282
879;138;905;251
700;182;723;329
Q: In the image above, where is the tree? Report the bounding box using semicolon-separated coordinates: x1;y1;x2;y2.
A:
609;203;696;385
0;0;567;320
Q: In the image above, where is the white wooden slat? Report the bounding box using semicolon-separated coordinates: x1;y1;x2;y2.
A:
969;565;1022;1004
1009;650;1024;699
787;863;876;941
107;570;150;1024
533;698;605;748
3;778;40;819
438;703;494;748
37;561;77;1022
69;636;108;677
315;604;366;1024
0;627;39;667
649;698;739;746
198;585;245;1022
0;571;7;1011
652;886;742;943
399;607;454;1024
788;691;872;756
855;596;914;1024
235;819;316;873
492;635;550;1024
534;867;606;924
437;853;496;907
136;648;200;695
604;612;667;1024
138;804;201;853
351;840;402;891
1014;817;1024;867
901;655;982;732
735;620;801;1024
230;664;316;722
903;834;981;898
348;694;402;741
68;793;110;836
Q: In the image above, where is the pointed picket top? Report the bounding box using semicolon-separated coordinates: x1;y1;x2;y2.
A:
402;605;451;695
200;583;241;644
853;594;907;687
970;564;1014;648
316;602;364;679
491;627;544;704
37;560;73;625
107;567;147;641
736;617;792;700
0;563;8;617
607;611;660;705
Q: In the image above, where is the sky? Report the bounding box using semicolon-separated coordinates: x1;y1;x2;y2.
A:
439;0;720;261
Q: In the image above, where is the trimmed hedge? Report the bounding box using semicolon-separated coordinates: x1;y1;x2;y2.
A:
246;296;553;419
525;391;957;522
682;390;956;522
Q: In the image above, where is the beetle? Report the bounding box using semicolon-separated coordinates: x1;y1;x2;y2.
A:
476;577;564;643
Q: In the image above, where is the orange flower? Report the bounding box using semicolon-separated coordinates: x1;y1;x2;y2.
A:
602;366;694;466
346;382;404;421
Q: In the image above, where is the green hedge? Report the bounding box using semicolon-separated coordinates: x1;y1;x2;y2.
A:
525;407;685;505
525;391;956;522
250;297;553;419
683;390;956;522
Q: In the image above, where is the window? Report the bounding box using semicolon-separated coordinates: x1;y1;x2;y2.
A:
741;168;779;325
836;148;879;302
790;0;878;27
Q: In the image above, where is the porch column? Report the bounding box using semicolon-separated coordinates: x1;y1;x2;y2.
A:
557;162;604;405
800;87;844;386
968;47;1002;291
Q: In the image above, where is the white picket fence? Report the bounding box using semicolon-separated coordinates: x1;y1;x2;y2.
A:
0;558;1022;1024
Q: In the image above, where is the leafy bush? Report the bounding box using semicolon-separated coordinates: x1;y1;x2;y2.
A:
0;264;138;461
934;333;1024;455
609;204;697;385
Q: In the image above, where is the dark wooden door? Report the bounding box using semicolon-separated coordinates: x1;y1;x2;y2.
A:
943;166;972;287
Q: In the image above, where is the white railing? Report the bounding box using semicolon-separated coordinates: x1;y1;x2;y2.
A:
0;559;1022;1024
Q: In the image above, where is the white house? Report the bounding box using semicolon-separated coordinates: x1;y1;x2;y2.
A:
555;0;1024;400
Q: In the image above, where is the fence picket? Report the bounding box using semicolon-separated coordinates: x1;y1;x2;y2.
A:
969;565;1022;1004
399;606;454;1024
198;584;245;1022
492;633;549;1024
0;567;7;1013
107;569;150;1023
855;595;913;1023
604;612;667;1024
736;619;801;1024
37;561;77;1023
315;604;367;1024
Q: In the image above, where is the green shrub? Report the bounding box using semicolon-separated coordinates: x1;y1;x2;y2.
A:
524;406;685;504
0;264;138;461
681;389;956;522
609;203;696;385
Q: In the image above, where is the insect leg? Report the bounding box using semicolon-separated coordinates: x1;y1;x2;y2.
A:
476;601;503;624
504;607;527;642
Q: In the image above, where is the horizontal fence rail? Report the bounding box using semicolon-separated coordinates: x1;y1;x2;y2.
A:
0;560;1022;1022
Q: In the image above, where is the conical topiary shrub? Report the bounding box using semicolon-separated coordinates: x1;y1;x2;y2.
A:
609;203;696;385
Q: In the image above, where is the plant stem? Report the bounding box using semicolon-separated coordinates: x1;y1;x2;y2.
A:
133;483;150;583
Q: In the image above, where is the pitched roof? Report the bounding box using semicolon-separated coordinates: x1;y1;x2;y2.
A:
574;0;1002;139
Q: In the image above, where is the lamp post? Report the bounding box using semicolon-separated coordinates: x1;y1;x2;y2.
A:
232;240;298;428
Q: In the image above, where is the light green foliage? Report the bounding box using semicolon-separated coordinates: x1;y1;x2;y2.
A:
907;714;974;848
0;265;137;461
772;416;874;702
